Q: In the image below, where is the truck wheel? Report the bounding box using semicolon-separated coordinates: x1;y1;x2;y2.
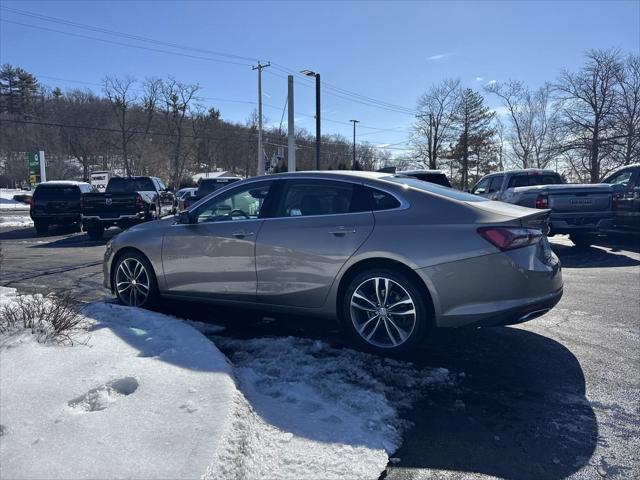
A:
570;233;592;248
86;224;104;240
34;220;48;235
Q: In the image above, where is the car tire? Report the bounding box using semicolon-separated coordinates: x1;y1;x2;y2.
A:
340;268;432;355
34;220;48;235
113;251;159;308
86;224;104;240
570;233;592;248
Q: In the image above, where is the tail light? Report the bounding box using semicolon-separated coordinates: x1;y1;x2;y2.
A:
478;227;543;251
535;195;549;209
135;194;143;210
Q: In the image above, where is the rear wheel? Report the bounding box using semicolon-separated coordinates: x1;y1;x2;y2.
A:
34;220;48;235
570;233;592;248
340;268;432;354
113;252;159;308
86;224;104;240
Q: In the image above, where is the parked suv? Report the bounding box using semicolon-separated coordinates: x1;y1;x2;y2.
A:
30;181;93;235
601;164;640;234
472;169;613;247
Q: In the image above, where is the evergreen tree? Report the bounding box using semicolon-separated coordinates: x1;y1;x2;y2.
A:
451;88;495;189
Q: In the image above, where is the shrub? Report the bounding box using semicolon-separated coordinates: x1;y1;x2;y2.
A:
0;293;85;345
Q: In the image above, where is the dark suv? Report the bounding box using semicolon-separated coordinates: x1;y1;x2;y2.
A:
30;181;94;235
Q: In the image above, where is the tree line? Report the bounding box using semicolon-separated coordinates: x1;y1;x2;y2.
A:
409;48;639;189
1;47;637;190
0;67;391;188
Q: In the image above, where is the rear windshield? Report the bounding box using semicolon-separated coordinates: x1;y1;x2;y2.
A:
33;185;80;199
198;178;240;196
405;173;452;188
386;176;486;202
106;177;155;193
508;174;562;188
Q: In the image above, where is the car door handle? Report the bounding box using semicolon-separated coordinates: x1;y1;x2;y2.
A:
232;230;254;238
328;226;356;236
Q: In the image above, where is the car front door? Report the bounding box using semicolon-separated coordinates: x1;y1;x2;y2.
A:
255;179;374;308
607;168;640;229
162;180;275;298
471;177;491;197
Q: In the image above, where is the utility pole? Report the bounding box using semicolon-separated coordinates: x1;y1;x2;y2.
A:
349;119;359;168
287;75;296;172
252;61;270;175
416;112;434;169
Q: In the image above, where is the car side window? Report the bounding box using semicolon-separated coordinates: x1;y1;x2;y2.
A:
365;187;401;210
277;180;357;217
472;178;491;195
196;181;272;223
488;176;504;193
508;175;529;188
606;170;633;188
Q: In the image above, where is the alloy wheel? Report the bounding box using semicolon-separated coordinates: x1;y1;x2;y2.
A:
349;277;417;349
115;258;150;307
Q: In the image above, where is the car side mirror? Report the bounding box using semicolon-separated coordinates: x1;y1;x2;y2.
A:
178;210;195;224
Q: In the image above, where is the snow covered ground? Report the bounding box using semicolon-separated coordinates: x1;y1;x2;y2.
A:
0;215;33;228
0;189;30;211
1;291;455;479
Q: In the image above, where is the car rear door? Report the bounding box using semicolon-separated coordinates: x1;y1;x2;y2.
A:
255;179;374;308
162;180;275;298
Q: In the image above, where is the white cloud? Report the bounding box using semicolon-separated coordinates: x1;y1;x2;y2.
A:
426;52;453;61
486;79;497;85
475;76;484;81
491;106;510;117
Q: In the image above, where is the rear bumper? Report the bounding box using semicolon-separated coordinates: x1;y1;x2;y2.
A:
549;213;614;234
462;287;563;328
82;213;146;226
30;213;81;222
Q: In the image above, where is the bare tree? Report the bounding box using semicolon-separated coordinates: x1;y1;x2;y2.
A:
103;75;138;175
412;79;461;169
160;77;200;188
555;49;622;182
614;54;640;165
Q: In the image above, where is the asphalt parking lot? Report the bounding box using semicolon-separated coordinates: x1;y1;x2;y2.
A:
1;212;638;479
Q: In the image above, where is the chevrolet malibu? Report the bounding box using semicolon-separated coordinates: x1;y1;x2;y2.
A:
103;171;563;354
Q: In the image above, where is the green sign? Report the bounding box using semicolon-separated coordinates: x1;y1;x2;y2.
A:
27;151;41;184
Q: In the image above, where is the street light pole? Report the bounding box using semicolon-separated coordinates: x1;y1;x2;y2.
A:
350;119;359;168
253;61;270;176
302;69;321;170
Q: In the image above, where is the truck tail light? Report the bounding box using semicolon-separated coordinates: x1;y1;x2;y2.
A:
135;194;143;210
535;195;549;209
478;227;543;251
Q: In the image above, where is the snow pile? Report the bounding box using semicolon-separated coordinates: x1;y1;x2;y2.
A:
0;189;30;211
0;299;239;480
205;335;454;480
0;216;33;227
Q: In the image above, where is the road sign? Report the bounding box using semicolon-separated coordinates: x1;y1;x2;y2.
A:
27;150;46;185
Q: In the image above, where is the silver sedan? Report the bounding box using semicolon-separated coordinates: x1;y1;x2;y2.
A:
103;171;563;354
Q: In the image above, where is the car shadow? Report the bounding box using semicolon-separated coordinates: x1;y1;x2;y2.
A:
27;228;119;248
145;300;598;479
385;327;598;479
552;242;640;268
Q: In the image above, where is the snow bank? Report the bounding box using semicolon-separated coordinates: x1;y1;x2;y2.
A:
0;189;30;211
0;300;238;480
204;335;454;480
0;216;33;228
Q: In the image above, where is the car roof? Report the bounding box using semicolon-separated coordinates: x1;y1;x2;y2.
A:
400;169;447;175
38;180;90;186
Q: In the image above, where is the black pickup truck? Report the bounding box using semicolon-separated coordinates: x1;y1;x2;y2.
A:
181;176;241;210
81;176;176;239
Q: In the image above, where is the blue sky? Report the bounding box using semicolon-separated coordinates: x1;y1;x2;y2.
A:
1;0;639;152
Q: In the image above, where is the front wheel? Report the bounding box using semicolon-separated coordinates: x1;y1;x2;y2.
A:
113;252;159;308
340;269;432;355
34;220;48;235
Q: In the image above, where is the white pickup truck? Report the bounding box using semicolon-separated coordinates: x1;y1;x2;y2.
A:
471;169;614;247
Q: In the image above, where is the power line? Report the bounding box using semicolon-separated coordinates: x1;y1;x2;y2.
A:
1;7;417;117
